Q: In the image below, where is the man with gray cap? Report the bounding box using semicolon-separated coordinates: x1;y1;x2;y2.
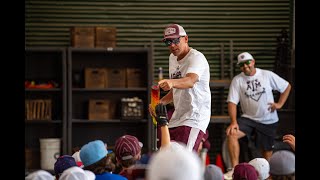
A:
149;24;211;152
224;52;291;179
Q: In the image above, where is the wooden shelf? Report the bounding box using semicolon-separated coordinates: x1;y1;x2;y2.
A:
72;119;147;123
210;79;231;88
25;120;62;124
210;115;230;123
72;87;147;92
25;88;62;92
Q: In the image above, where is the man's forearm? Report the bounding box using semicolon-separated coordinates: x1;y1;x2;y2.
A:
170;76;195;89
228;102;238;123
170;73;198;89
158;73;198;90
278;83;291;107
160;90;173;105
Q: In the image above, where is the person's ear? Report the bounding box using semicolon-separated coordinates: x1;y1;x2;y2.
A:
138;153;141;160
116;157;121;163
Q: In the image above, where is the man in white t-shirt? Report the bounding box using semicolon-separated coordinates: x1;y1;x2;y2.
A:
223;52;291;180
150;24;211;152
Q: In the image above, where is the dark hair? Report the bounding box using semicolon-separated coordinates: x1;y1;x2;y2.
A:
271;174;295;180
83;156;113;174
119;158;138;168
117;151;141;168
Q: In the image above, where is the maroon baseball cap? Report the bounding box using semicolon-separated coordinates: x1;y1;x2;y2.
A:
233;162;258;180
162;24;187;41
114;135;143;161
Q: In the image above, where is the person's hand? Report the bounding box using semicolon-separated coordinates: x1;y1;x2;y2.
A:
158;79;174;91
225;122;239;135
267;102;281;112
283;134;295;151
155;103;169;126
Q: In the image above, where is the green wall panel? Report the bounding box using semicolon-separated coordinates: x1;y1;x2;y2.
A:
26;0;293;79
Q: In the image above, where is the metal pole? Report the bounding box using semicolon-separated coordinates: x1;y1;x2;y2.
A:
220;43;224;79
229;40;234;79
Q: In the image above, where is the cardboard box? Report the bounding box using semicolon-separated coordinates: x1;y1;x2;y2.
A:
88;99;115;120
71;27;95;48
95;27;117;48
85;68;107;88
126;68;143;88
107;68;126;88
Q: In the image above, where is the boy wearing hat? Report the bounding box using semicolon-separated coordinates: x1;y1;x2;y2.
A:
54;155;77;179
25;170;54;180
224;52;291;179
249;158;270;180
233;162;258;180
269;150;295;180
114;135;145;179
59;166;95;180
204;164;224;180
80;140;127;180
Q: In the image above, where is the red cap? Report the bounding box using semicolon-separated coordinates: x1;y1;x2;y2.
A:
115;135;143;161
233;162;258;180
162;24;187;41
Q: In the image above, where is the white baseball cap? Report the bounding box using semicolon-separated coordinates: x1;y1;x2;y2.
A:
249;158;270;180
59;166;95;180
25;170;54;180
237;52;254;64
147;143;204;180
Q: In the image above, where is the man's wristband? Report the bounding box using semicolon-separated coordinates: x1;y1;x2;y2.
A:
157;116;169;126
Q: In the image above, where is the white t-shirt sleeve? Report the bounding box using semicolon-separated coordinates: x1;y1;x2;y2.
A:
268;71;289;93
186;53;208;82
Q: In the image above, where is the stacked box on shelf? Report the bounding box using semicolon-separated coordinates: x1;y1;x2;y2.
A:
95;27;116;48
85;68;107;88
107;68;126;88
126;68;143;88
88;99;115;120
71;27;95;48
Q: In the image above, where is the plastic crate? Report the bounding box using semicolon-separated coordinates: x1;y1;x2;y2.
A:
121;97;144;120
25;99;52;120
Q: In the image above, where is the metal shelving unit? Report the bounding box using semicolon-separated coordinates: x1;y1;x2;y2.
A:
67;47;153;154
25;47;67;171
